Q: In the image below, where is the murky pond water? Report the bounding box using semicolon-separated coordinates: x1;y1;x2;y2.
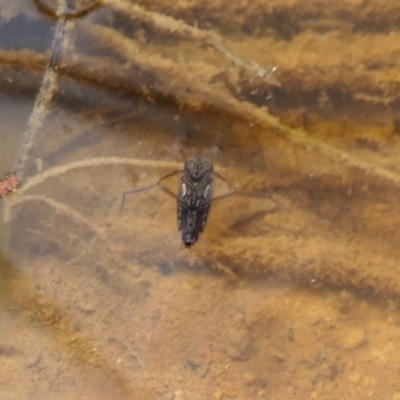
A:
2;0;400;399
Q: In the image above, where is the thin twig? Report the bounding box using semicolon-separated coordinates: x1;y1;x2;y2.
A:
77;23;400;190
5;40;400;192
13;0;75;180
104;0;278;85
3;37;400;192
34;0;102;18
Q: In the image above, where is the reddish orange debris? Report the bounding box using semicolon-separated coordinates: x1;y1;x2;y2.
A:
0;173;20;198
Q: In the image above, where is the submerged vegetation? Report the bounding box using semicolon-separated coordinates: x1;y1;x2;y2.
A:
1;0;400;398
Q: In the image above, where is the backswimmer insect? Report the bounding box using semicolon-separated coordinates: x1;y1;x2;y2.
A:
120;156;290;248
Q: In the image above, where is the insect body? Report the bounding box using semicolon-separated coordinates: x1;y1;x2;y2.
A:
178;158;214;247
120;157;289;248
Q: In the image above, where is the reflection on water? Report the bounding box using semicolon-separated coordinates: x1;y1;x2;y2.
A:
1;0;400;398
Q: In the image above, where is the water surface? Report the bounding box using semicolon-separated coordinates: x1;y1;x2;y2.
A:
1;0;400;399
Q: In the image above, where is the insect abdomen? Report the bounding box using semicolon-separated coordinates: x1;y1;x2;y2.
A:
178;202;211;248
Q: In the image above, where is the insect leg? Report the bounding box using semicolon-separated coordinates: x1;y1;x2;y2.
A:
212;171;232;191
210;171;235;203
120;169;184;213
158;181;179;199
210;192;235;203
212;169;289;211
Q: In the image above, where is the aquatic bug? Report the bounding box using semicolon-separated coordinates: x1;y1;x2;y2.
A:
120;158;289;248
